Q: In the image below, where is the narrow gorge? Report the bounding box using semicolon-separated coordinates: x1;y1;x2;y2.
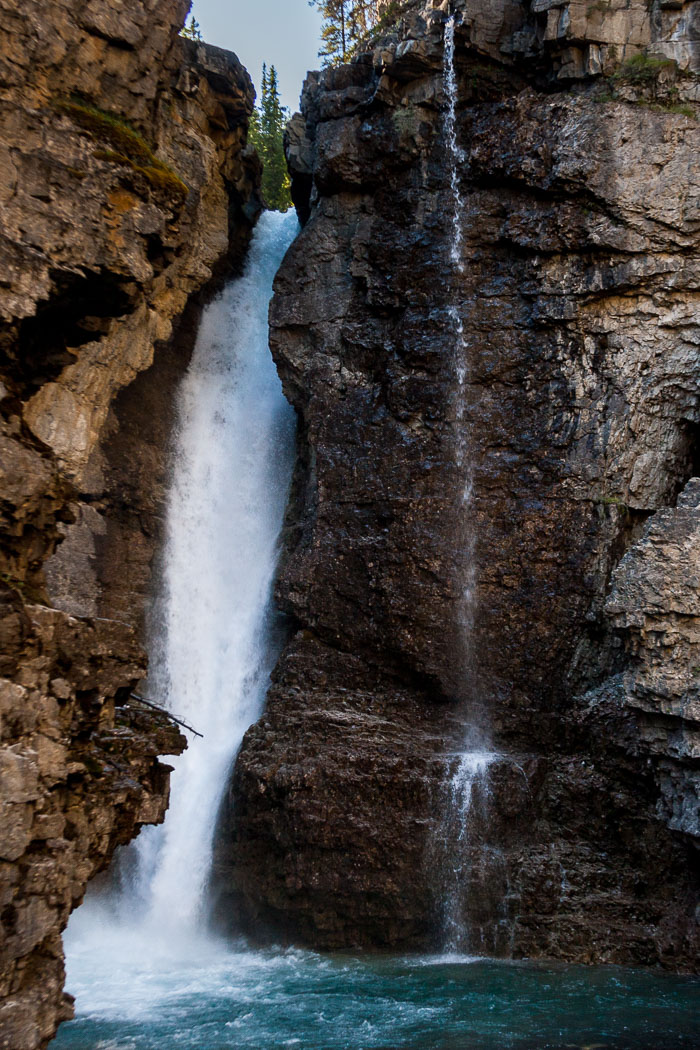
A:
0;1;698;1048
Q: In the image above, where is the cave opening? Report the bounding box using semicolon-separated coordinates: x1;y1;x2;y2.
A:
0;268;138;399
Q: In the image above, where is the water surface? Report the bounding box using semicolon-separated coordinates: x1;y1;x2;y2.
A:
51;941;699;1050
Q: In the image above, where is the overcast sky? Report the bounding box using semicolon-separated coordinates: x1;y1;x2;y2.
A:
187;0;324;113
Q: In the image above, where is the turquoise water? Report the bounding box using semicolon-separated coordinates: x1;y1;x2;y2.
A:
51;944;699;1050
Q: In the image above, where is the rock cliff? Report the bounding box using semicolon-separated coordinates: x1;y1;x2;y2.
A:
223;0;700;969
0;1;260;1045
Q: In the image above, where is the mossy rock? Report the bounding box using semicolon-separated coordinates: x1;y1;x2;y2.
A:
55;98;189;205
612;53;677;85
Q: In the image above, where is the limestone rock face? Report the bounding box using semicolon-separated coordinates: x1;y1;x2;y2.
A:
0;587;185;1050
606;478;700;841
0;0;260;1045
225;0;699;968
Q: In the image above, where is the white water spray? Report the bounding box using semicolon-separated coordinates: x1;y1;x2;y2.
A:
450;751;496;841
442;749;498;949
66;209;298;959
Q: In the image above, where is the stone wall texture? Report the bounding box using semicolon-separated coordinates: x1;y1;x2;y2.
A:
222;0;700;970
0;1;260;1046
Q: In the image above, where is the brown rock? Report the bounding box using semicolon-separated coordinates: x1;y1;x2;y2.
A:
0;0;261;1045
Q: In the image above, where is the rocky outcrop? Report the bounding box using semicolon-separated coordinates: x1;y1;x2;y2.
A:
0;587;184;1049
606;478;700;842
0;0;260;1045
225;0;699;969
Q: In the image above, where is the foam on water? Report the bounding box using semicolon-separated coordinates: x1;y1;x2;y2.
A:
52;947;700;1050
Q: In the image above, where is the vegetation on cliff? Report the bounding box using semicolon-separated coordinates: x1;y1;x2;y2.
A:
249;65;292;211
54;98;189;204
181;14;202;40
309;0;411;63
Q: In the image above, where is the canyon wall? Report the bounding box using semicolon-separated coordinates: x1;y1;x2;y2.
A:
0;1;260;1046
223;0;700;968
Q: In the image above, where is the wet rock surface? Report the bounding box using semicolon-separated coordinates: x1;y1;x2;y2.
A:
0;0;260;1045
227;0;700;969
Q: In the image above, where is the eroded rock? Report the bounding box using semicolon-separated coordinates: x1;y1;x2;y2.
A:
227;0;699;968
0;0;261;1044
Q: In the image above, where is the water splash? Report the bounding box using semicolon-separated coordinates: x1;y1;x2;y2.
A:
441;747;498;951
64;208;298;960
450;751;496;841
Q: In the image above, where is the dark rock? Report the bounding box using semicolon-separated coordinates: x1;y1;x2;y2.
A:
225;0;700;970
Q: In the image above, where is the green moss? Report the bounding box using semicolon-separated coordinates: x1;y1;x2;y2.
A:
93;149;131;165
595;54;697;118
650;101;696;118
392;104;418;136
612;52;677;85
133;163;188;198
54;98;188;204
0;571;44;603
597;495;629;511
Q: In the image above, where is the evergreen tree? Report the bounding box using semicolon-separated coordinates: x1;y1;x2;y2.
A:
309;1;379;66
181;14;202;40
249;64;292;212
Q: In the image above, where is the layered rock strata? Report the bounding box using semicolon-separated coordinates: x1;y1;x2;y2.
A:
0;0;260;1045
224;0;699;968
0;588;185;1049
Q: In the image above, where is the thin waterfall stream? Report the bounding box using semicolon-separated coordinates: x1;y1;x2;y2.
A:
440;14;499;954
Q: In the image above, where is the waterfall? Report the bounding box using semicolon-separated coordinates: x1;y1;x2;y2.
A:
444;14;474;624
439;14;498;953
65;208;298;958
444;15;464;280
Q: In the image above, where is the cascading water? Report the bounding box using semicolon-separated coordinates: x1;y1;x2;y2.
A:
63;208;298;962
440;14;498;953
133;207;298;942
444;15;465;281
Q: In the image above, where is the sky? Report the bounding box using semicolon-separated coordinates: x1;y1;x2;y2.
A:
187;0;324;114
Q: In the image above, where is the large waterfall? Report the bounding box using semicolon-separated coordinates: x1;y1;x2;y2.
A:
63;208;297;963
134;208;297;941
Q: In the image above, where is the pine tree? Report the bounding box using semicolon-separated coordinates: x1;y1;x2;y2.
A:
249;64;292;212
181;14;202;40
309;1;379;66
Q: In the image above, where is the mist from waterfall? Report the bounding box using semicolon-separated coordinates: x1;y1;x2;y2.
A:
440;14;498;953
64;208;298;962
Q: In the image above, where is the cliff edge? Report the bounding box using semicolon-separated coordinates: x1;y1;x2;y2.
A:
0;1;260;1046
